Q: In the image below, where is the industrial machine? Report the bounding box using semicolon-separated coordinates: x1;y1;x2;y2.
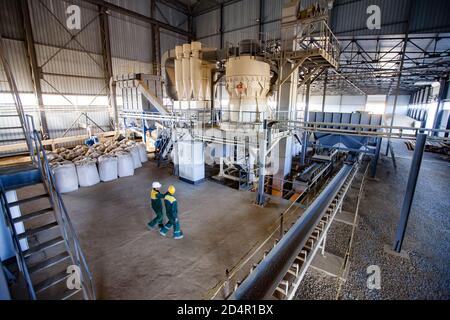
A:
114;0;384;300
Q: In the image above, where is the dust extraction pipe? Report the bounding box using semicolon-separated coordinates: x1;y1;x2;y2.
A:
230;162;355;300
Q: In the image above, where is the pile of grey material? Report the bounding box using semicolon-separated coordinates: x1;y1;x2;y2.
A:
48;139;148;193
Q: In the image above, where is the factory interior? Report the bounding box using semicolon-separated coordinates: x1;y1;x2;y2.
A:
0;0;449;302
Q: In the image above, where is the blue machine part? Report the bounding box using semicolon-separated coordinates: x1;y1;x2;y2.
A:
84;136;99;146
309;111;382;155
313;133;377;154
122;114;154;142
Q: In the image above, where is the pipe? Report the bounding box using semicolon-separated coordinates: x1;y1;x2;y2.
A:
231;162;355;300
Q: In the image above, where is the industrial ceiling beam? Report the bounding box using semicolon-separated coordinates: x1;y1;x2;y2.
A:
386;0;415;155
151;0;162;75
79;0;192;38
156;0;190;15
193;0;242;16
98;5;116;131
19;0;49;138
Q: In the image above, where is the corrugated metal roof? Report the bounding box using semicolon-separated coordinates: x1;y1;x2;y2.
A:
199;35;221;49
224;25;259;46
0;39;34;93
0;0;24;40
36;44;104;78
109;13;153;62
112;57;153;76
263;0;287;22
106;0;151;17
332;0;450;36
410;0;450;33
155;2;188;32
160;29;188;57
223;0;259;32
195;10;220;39
29;0;103;54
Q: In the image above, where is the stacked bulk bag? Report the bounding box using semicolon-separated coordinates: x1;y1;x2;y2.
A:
116;151;134;177
126;146;142;169
52;162;79;193
137;143;148;163
75;159;100;187
98;155;118;182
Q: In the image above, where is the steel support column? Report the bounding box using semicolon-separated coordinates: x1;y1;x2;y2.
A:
432;76;449;135
81;0;192;38
19;0;49;138
393;133;426;253
386;1;414;155
99;6;116;132
151;0;161;75
321;71;328;112
258;0;264;41
301;81;311;165
219;4;224;49
371;137;382;178
256;120;268;206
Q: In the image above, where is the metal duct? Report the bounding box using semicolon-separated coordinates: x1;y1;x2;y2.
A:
230;161;355;300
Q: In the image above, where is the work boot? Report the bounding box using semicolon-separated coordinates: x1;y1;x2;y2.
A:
159;226;169;237
173;230;184;240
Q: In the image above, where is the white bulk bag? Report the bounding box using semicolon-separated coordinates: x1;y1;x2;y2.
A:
137;143;148;163
126;146;142;169
98;155;118;182
53;162;78;193
75;159;100;187
116;151;135;177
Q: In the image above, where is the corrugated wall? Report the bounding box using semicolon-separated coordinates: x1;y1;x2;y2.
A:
332;0;450;35
195;0;450;44
0;0;189;140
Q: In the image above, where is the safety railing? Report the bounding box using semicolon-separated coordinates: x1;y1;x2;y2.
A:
207;160;334;299
120;109;304;131
25;115;96;300
276;120;450;142
206;192;306;300
268;19;340;68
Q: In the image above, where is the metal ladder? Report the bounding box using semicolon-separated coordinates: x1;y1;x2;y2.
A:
0;33;95;300
156;129;173;167
0;119;96;300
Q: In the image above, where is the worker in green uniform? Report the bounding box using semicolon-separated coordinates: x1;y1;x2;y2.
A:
159;185;183;240
147;181;165;229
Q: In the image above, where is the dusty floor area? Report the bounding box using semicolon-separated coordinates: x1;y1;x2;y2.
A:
296;139;450;300
61;162;290;299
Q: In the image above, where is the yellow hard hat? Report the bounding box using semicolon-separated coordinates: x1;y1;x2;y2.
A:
168;185;176;194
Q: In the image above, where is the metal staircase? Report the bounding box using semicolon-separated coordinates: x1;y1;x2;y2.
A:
156;129;174;167
0;34;95;300
0;121;96;300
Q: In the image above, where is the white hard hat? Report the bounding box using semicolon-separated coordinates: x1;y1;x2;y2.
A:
152;182;162;189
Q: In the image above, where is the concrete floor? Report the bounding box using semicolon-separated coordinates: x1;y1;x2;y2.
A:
296;139;450;299
61;162;291;299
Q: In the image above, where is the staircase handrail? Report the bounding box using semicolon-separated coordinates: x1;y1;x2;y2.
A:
25;115;96;300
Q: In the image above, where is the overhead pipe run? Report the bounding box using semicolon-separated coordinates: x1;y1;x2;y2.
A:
231;160;356;300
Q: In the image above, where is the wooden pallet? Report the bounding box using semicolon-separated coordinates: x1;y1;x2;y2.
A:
404;140;450;155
